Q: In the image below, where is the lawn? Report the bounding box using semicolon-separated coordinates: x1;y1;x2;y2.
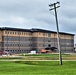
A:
0;61;76;75
0;54;76;60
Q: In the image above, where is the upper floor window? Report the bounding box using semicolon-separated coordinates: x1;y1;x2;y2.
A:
5;31;7;34
8;31;9;34
43;33;45;36
48;33;51;37
39;33;41;35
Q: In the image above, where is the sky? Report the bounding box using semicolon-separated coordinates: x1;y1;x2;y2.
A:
0;0;76;43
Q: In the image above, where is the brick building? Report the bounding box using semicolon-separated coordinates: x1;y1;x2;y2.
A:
0;27;74;54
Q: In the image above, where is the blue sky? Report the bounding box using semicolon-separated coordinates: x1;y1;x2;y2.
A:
0;0;76;43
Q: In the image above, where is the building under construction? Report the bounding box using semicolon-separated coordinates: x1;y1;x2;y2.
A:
0;27;75;54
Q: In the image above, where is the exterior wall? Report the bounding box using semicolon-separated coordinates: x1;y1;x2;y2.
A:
32;32;52;53
0;28;74;54
0;30;3;52
32;32;74;53
60;34;74;53
1;30;32;54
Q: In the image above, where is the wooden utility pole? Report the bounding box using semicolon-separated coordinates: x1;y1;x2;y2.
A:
49;2;62;65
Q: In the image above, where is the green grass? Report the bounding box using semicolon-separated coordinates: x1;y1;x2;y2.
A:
20;53;76;60
0;61;76;75
22;54;59;57
0;54;76;60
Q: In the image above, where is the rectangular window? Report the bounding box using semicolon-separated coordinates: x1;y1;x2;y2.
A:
22;32;23;35
39;33;41;35
43;33;45;36
48;33;51;37
15;32;16;34
13;32;14;34
8;31;9;34
5;31;7;34
24;32;25;35
10;31;12;34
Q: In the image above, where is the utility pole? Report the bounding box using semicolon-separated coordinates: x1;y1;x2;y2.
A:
49;2;62;65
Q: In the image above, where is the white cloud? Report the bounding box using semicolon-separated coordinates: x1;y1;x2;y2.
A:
9;16;27;24
0;0;76;42
0;16;28;24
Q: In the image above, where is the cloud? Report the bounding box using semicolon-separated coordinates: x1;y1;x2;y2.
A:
0;0;76;37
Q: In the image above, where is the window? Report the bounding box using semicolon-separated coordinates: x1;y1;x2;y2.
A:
46;33;47;36
48;33;51;37
5;31;7;34
19;32;21;35
14;32;16;34
24;32;25;35
48;40;51;42
43;33;45;36
39;33;41;35
30;33;32;35
8;31;9;34
9;31;12;34
26;33;27;35
13;32;14;34
22;32;23;35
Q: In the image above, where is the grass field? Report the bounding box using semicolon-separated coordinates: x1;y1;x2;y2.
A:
0;54;76;60
0;61;76;75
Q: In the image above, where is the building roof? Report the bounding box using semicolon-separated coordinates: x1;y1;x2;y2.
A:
0;27;31;32
0;27;75;36
31;28;75;36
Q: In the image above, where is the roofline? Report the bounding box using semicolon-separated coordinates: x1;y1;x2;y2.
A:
31;28;75;36
0;27;31;32
0;27;75;36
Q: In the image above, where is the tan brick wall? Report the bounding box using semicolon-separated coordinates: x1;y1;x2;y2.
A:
3;30;32;37
0;30;2;42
